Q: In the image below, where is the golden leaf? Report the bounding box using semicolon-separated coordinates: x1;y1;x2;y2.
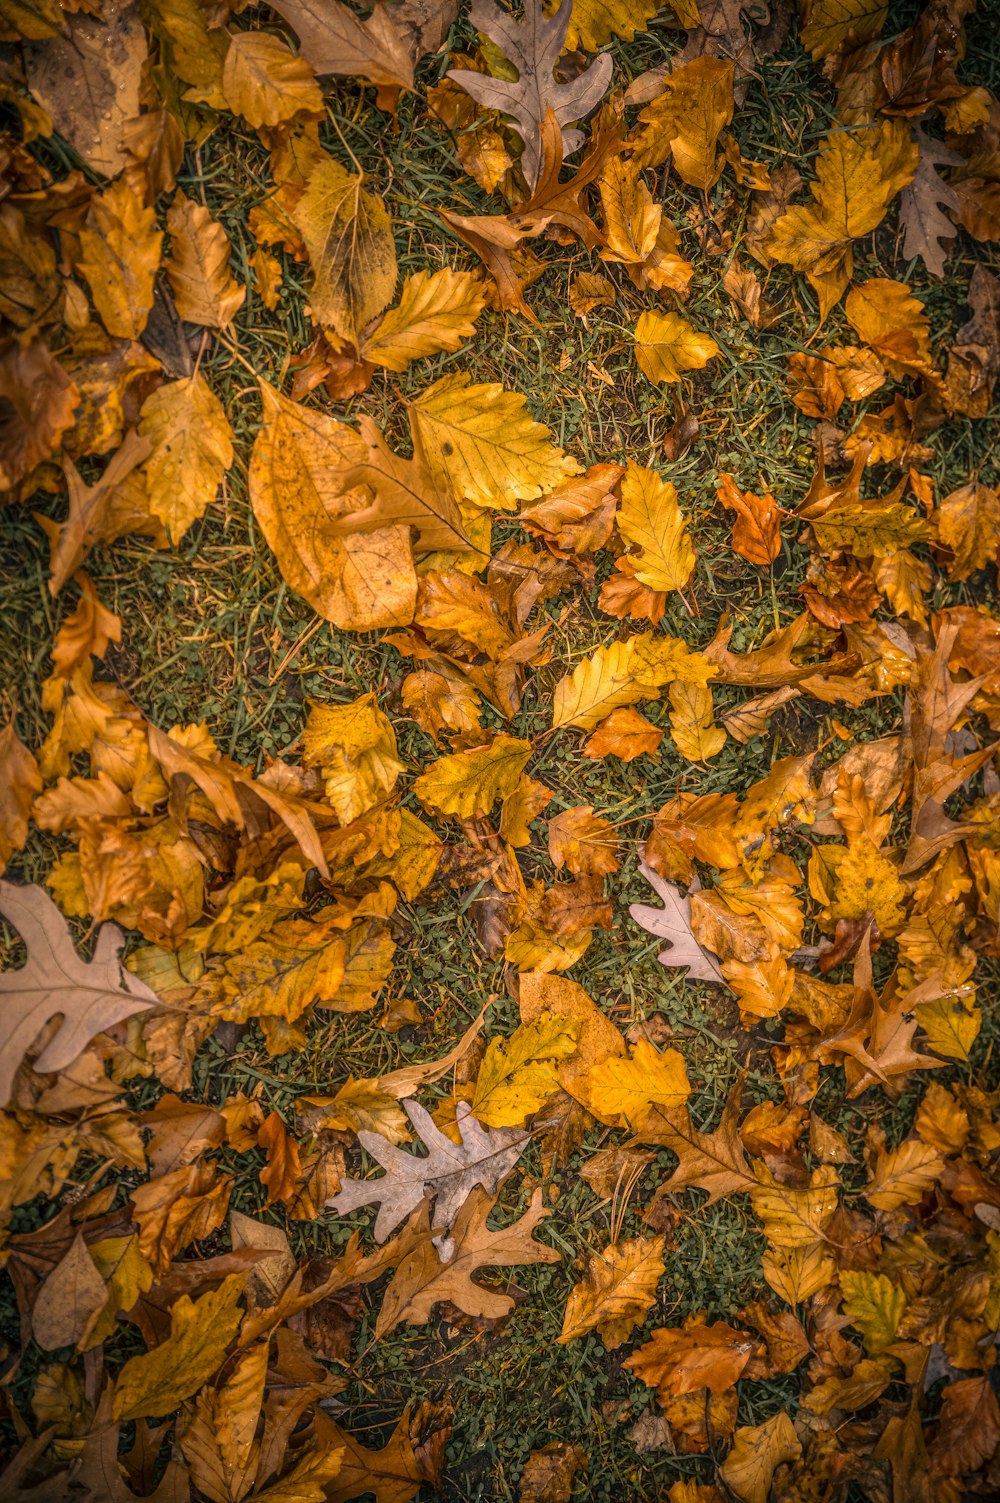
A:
77;176;162;340
865;1137;944;1209
583;706;663;762
112;1274;245;1420
292;154;397;345
937;483;1000;580
634;311;719;385
138;375;234;543
844;277;936;382
165;193;246;330
668;680;726;762
361;268;487;372
839;1270;905;1354
0;721;40;874
582;1039;691;1132
566;0;660;49
559;1235;665;1348
625;1317;756;1398
617;462;696;593
762;121;918;319
303;693;403;825
409;371;580;510
221;29;323;127
799;0;887;58
412;734;532;820
519;970;626;1118
719;1412;801;1503
249;381;417;629
632;57;735;189
471;1013;579;1127
548;805;619;876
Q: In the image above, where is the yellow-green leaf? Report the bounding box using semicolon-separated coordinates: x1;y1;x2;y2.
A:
112;1274;244;1420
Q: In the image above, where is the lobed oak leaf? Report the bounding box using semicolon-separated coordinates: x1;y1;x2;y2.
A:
899;128;962;278
629;862;726;984
0;879;159;1107
634;310;720;386
583;706;662;762
165;193;246;330
448;0;612;189
376;1186;560;1335
641;1083;755;1202
719;1411;801;1503
559;1234;664;1349
327;1098;527;1242
221;29;324;127
470;1013;579;1127
625;1317;756;1398
112;1274;245;1420
581;1039;690;1132
292;155;397;346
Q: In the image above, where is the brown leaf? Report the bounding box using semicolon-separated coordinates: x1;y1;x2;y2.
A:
625;1317;756;1399
519;1441;587;1503
716;473;782;565
0;722;41;875
0;339;78;495
931;1377;1000;1476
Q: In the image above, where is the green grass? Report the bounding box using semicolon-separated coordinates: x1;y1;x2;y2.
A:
2;0;1000;1496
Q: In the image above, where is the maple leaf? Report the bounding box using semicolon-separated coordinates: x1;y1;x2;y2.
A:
448;0;612;189
376;1187;561;1335
634;310;720;385
629;862;726;984
762;121;918;318
164;193;246;330
559;1235;665;1348
625;1317;756;1398
293;155;398;345
0;880;159;1107
327;1099;527;1241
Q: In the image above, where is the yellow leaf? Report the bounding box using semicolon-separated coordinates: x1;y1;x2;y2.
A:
77;176;162;340
799;0;887;59
866;1138;944;1210
599;157;660;268
211;916;347;1024
548;805;619;877
302;693;403;825
632;56;734;189
750;1164;839;1249
552;640;651;732
181;1341;270;1503
165;193;246;330
559;1235;665;1348
844;277;935;382
914;1081;970;1154
617;462;696;593
519;970;626;1118
762;1243;836;1306
839;1270;905;1354
413;734;532;820
762;121;917;319
634;310;719;385
221;30;323;127
112;1274;244;1420
305;1077;409;1142
471;1013;579;1127
361;268;487;372
566;0;660;49
582;1039;690;1132
937;483;1000;580
292;155;397;345
916;993;981;1062
668;680;726;762
409;371;580;511
248;381;417;630
138;375;234;544
83;1234;154;1349
720;1412;801;1503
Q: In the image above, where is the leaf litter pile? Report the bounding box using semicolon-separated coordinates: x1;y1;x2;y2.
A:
1;0;1000;1498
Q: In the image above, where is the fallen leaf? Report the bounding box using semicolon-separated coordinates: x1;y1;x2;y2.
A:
629;862;726;983
716;473;782;565
559;1235;664;1348
719;1411;801;1503
0;722;41;875
221;29;323;127
634;310;720;385
165;194;246;330
77;176;163;341
625;1317;756;1398
292;154;397;345
112;1274;244;1420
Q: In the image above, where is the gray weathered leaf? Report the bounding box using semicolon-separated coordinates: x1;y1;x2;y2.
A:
629;861;726;984
448;0;612;188
23;4;147;177
899;128;962;278
0;880;159;1105
327;1098;527;1241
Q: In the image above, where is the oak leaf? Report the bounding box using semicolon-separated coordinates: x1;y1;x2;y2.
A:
448;0;612;189
376;1187;560;1335
634;311;720;385
0;879;158;1107
899;128;961;277
323;1403;451;1503
641;1083;755;1202
629;862;725;983
327;1098;527;1241
165;193;246;330
559;1235;664;1348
